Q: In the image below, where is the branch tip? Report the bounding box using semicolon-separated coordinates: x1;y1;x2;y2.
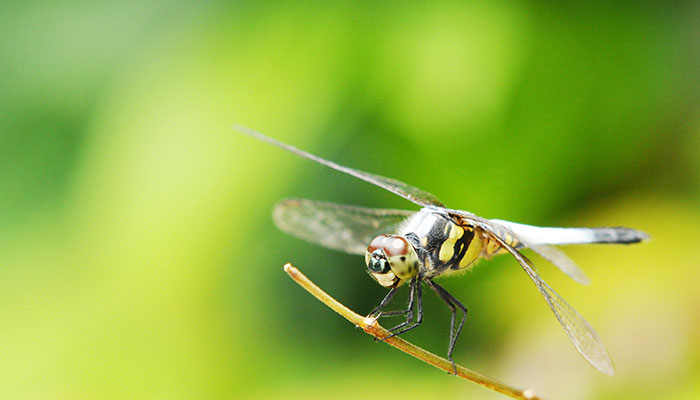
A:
283;263;295;274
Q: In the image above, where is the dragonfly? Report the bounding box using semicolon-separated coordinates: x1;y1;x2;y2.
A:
237;126;649;376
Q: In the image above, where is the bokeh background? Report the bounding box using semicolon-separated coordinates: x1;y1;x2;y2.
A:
2;1;699;399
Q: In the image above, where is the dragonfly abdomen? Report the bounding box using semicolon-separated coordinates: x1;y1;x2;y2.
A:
480;224;523;258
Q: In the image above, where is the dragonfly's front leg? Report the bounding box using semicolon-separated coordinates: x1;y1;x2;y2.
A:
368;276;424;342
368;286;401;318
383;277;423;338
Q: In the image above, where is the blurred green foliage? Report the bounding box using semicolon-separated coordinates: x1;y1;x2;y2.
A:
1;1;698;399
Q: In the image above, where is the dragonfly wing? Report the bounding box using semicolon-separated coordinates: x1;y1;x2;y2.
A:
273;198;415;255
527;244;590;285
491;220;591;284
490;219;650;284
460;215;615;375
236;126;444;207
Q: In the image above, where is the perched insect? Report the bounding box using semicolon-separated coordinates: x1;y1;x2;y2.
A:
237;126;649;375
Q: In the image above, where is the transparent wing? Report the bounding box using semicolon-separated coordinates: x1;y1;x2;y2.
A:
273;198;415;255
527;244;590;285
489;219;650;285
487;221;590;284
236;126;444;207
453;211;615;375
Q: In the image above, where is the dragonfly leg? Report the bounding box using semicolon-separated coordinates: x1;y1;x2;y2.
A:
385;277;423;333
380;275;419;317
377;277;424;342
425;279;467;375
368;286;401;318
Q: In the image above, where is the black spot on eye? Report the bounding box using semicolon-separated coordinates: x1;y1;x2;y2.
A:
400;256;406;261
379;260;390;273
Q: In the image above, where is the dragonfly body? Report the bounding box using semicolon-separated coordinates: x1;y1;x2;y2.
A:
402;208;482;278
395;208;513;281
238;126;649;376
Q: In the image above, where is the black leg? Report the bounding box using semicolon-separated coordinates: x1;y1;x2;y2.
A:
368;286;401;318
384;277;423;338
370;277;424;343
383;277;417;321
425;279;467;375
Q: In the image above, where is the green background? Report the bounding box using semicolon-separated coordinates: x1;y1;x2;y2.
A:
1;1;699;399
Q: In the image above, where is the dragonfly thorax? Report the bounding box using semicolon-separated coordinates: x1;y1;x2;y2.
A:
399;209;483;278
365;234;419;288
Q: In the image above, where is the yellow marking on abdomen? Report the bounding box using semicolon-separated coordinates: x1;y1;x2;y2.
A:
482;229;520;258
485;238;501;257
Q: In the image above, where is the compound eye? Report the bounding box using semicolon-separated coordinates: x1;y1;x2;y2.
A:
383;236;410;257
367;254;390;273
365;234;414;288
367;234;390;253
366;235;392;274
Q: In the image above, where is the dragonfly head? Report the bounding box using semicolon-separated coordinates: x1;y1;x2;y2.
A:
365;234;419;288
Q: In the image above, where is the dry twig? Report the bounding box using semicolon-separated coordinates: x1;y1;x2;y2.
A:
284;263;543;400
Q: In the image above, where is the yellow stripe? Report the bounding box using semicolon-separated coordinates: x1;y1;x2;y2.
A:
438;224;464;263
439;242;455;262
459;228;482;269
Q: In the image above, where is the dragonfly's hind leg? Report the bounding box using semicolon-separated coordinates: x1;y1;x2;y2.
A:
425;279;467;375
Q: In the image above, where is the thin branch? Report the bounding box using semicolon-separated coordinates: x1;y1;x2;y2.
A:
284;263;543;400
